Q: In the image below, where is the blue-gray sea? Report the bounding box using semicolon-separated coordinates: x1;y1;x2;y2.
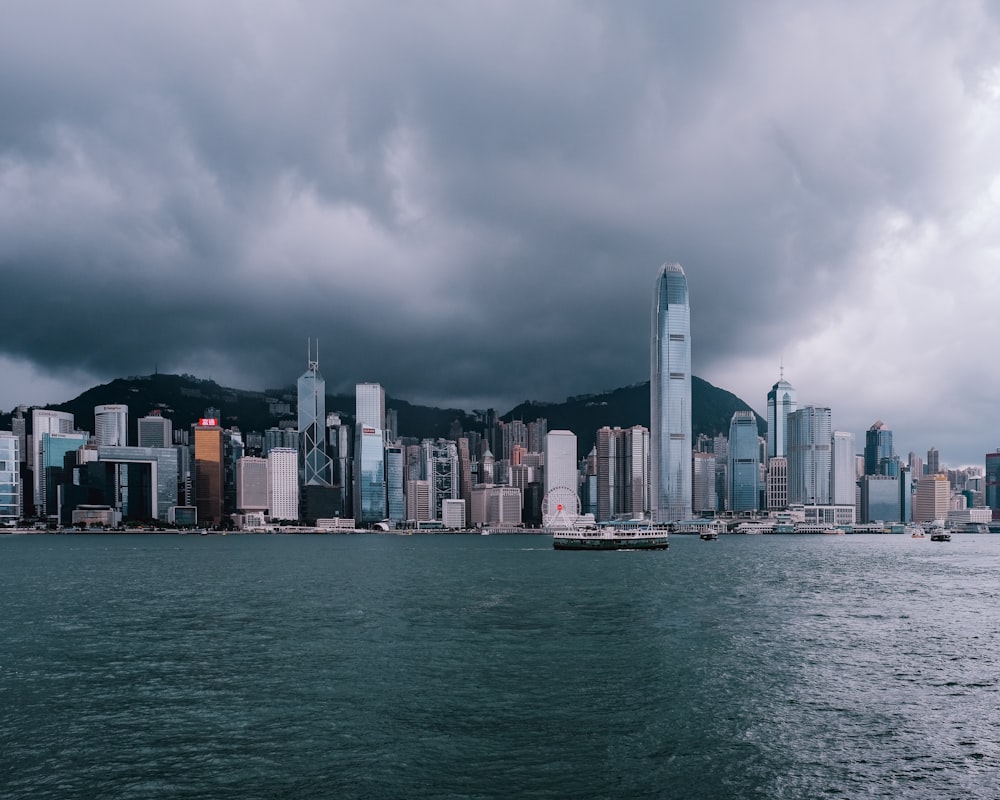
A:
2;532;999;799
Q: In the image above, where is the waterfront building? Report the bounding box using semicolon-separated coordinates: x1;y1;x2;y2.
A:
860;474;901;523
864;421;893;476
422;439;459;520
236;456;269;512
386;445;405;523
765;456;788;511
138;410;173;449
30;409;74;515
766;372;797;460
92;446;180;522
650;262;692;522
488;486;522;526
298;343;333;486
729;411;760;513
267;447;299;521
355;383;386;431
405;479;431;521
354;426;387;525
39;431;89;518
986;451;1000;520
194;419;224;525
831;431;857;506
596;425;650;522
94;404;128;447
914;474;950;523
544;430;579;525
441;499;466;529
787;405;832;505
0;431;20;523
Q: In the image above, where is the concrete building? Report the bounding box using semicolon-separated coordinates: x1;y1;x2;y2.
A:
405;479;431;521
441;498;466;529
355;382;386;430
194;419;224;525
94;404;129;447
544;430;579;525
267;447;299;521
0;431;20;523
787;405;832;505
138;411;173;449
914;474;950;523
831;431;857;506
766;456;788;511
236;456;269;512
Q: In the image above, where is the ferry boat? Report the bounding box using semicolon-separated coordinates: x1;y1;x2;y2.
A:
930;532;951;542
552;521;669;551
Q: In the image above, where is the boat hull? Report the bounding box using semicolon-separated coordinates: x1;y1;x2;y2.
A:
553;535;670;551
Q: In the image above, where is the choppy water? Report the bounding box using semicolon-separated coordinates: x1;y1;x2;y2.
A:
2;533;999;799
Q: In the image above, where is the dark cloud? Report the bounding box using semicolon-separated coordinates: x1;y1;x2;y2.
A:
2;2;999;464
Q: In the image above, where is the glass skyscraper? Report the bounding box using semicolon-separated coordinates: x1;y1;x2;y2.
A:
650;263;692;522
864;421;893;476
0;431;20;523
766;374;796;460
298;341;333;486
787;405;832;505
728;411;760;512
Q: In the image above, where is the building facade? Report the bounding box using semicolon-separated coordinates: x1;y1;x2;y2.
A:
0;431;20;523
267;447;299;521
766;374;796;460
787;405;832;505
94;404;129;447
650;262;692;522
728;411;760;513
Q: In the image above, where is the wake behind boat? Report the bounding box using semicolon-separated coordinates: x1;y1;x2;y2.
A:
552;521;669;551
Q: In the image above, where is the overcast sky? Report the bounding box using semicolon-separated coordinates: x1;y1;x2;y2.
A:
2;2;999;466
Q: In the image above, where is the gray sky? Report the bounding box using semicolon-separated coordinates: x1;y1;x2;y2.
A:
2;1;999;466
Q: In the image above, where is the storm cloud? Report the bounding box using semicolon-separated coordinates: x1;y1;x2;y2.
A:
2;1;999;465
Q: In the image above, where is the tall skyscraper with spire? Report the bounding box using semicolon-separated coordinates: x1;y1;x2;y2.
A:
650;262;692;522
766;368;796;461
298;340;333;486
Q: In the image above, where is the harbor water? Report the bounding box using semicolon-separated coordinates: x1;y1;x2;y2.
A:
2;533;999;799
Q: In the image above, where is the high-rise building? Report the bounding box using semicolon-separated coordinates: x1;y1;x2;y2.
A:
544;430;579;525
692;451;717;513
94;404;128;447
986;451;1000;521
831;431;857;506
355;383;386;431
298;341;333;486
236;456;268;512
914;474;949;523
729;411;760;512
422;439;459;520
787;405;832;505
11;409;26;464
595;425;650;522
194;418;224;526
765;456;788;511
354;425;386;525
405;479;431;521
0;431;20;523
527;419;548;454
30;409;74;515
386;445;405;523
138;410;173;449
650;262;692;522
267;447;299;521
766;372;797;460
926;447;940;475
864;421;893;476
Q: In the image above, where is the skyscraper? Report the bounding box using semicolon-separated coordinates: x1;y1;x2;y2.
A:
355;383;386;430
94;404;129;447
787;404;832;505
236;456;268;512
267;447;299;521
766;372;796;460
138;411;173;449
864;421;893;476
194;418;224;526
30;409;74;515
0;431;21;523
544;430;579;526
298;341;333;486
650;262;692;522
831;431;857;505
728;411;760;512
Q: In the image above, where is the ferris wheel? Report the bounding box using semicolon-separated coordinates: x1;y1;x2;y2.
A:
541;487;580;528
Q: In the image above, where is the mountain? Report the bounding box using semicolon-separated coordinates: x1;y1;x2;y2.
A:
503;376;764;455
6;372;763;453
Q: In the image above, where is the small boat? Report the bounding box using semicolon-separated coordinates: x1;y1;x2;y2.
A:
930;532;951;542
911;531;926;539
553;522;669;551
699;531;719;541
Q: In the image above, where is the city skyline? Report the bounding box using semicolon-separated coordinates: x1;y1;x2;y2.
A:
2;3;1000;467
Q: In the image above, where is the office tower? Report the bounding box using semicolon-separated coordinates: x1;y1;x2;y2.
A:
385;408;398;443
236;457;268;512
713;434;729;511
765;456;788;511
487;486;522;526
355;383;386;430
422;439;459;520
30;409;74;514
596;425;650;522
405;480;431;521
650;262;692;522
12;409;26;463
39;431;89;518
544;430;579;525
267;447;299;521
860;475;901;523
354;425;386;525
692;451;717;513
457;437;472;520
264;427;299;456
94;404;128;447
926;447;940;475
138;410;173;449
831;431;857;505
82;445;179;522
908;451;924;479
0;431;20;523
480;448;495;484
986;451;1000;521
298;342;333;486
501;420;527;461
864;421;893;476
386;445;405;522
194;418;224;526
787;405;832;505
914;474;949;523
728;411;760;513
766;371;797;460
441;499;466;529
